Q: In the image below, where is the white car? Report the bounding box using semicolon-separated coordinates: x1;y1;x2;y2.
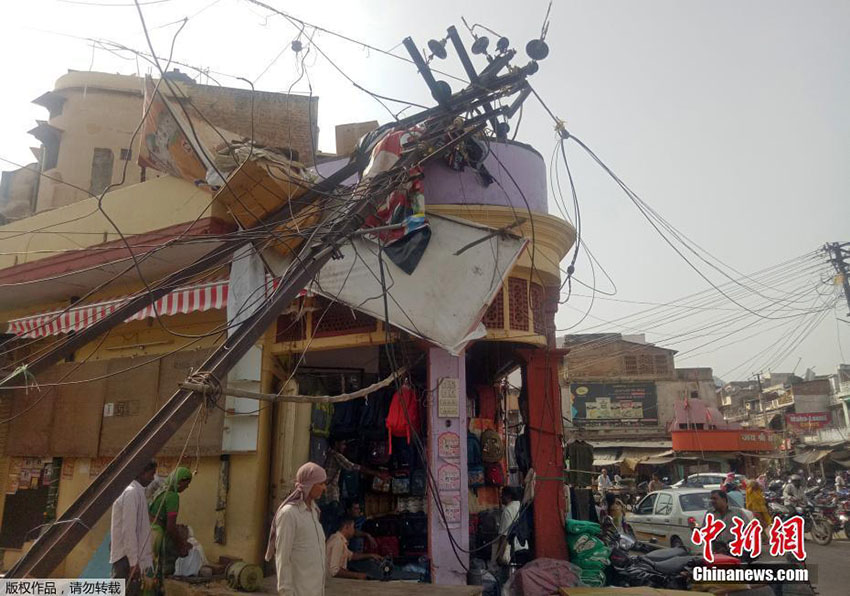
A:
670;473;748;491
627;488;750;552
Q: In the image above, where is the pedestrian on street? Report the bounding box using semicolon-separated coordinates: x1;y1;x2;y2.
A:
745;475;772;530
604;492;627;532
648;473;664;492
149;466;193;590
110;460;157;596
705;490;752;549
491;486;530;580
597;468;613;496
266;462;328;596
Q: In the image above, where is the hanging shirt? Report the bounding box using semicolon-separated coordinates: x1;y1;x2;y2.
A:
273;501;326;596
325;531;353;577
110;480;153;571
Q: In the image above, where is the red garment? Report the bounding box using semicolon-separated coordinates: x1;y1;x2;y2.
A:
386;386;420;453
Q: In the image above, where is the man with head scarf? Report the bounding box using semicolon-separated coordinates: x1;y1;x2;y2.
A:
266;462;328;596
149;467;193;589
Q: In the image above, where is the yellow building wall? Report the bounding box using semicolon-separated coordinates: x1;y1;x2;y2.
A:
0;312;276;575
39;83;149;211
0;175;228;275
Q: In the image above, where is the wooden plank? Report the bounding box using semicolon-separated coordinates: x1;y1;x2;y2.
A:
98;356;161;457
156;349;224;456
50;361;108;457
6;368;59;457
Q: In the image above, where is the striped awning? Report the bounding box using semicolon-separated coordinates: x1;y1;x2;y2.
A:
7;278;233;338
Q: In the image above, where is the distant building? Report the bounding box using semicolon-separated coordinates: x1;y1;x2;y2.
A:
560;333;723;474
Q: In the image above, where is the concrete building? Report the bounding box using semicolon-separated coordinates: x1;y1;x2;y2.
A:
561;333;719;440
0;70;574;583
718;380;763;427
10;70;319;216
560;333;727;477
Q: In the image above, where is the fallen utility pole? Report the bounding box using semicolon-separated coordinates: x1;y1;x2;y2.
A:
6;147;408;579
6;52;537;577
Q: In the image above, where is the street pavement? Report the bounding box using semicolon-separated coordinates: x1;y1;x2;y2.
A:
805;535;850;595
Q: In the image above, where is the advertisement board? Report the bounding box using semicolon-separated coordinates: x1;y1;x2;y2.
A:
785;411;831;432
570;382;658;427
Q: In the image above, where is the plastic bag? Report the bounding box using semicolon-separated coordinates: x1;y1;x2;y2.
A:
565;518;601;536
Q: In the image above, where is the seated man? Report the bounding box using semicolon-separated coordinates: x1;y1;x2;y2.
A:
326;517;383;580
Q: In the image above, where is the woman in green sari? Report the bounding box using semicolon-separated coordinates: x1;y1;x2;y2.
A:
149;467;193;592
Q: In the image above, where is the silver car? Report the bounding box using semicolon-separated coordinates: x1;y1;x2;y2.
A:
627;488;749;552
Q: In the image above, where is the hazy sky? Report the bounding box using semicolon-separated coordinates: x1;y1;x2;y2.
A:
1;0;848;381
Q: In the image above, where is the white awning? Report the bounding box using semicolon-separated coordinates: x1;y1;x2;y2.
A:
793;449;833;465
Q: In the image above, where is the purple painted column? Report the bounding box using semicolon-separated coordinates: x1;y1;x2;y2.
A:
426;346;469;585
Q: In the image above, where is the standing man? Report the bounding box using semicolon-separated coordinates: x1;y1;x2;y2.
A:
110;460;157;596
491;487;530;580
704;490;752;549
648;473;664;493
266;462;328;596
597;468;613;496
321;438;387;536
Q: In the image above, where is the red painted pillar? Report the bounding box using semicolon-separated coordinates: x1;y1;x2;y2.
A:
518;348;568;560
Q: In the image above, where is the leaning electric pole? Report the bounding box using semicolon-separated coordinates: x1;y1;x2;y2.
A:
825;241;850;316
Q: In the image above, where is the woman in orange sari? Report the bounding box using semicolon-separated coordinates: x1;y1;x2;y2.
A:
746;474;772;530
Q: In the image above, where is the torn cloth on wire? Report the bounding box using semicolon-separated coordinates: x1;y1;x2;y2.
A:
361;127;430;274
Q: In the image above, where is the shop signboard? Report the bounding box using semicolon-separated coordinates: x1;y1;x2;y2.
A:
570;382;658;428
785;411;831;432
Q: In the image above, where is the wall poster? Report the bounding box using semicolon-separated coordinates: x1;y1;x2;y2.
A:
570;382;658;428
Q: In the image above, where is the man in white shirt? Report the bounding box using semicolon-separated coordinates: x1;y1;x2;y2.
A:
267;462;328;596
597;468;613;496
783;475;806;510
110;461;157;596
492;487;530;579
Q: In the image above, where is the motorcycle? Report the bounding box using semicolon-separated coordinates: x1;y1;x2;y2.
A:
601;516;699;589
768;499;833;545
